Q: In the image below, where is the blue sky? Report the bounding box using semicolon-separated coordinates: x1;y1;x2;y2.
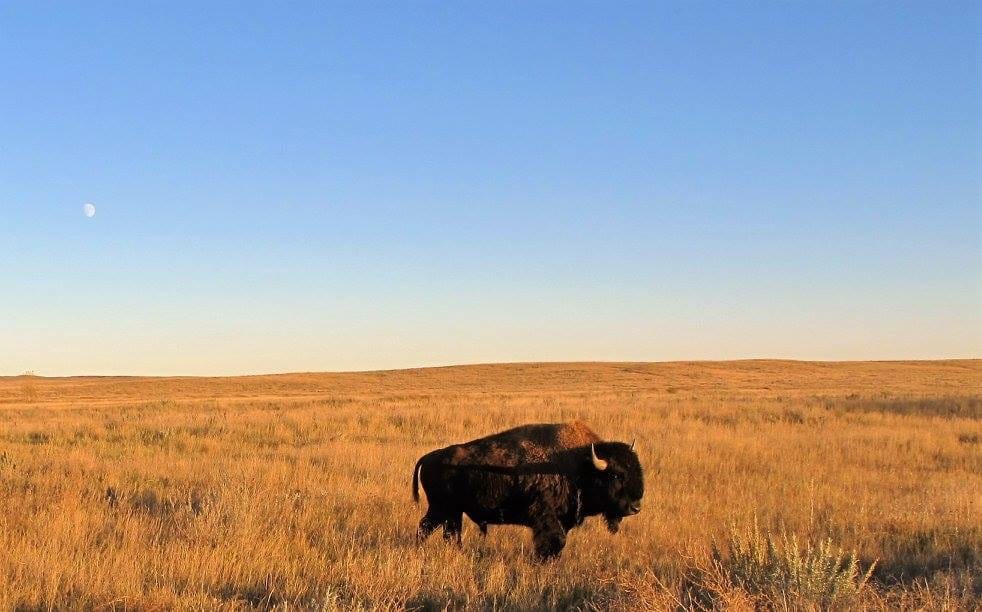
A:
1;2;979;375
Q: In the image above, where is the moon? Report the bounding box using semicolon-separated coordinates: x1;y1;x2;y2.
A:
83;203;96;218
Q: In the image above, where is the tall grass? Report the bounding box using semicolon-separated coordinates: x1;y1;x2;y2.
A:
0;361;978;609
19;371;38;404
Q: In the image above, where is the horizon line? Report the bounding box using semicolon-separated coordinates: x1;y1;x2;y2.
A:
7;356;980;380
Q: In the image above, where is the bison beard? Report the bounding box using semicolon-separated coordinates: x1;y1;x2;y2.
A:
412;422;644;559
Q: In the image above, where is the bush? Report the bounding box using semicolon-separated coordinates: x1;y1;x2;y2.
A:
689;522;876;610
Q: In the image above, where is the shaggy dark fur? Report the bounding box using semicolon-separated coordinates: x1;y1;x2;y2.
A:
412;422;644;559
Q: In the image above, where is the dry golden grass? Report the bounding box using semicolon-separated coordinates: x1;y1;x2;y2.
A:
0;360;979;610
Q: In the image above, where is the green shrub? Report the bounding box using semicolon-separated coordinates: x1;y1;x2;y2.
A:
692;522;876;609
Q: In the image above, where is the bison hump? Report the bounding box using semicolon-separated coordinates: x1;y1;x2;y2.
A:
448;421;602;467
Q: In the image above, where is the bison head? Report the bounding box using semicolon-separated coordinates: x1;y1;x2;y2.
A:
580;442;643;533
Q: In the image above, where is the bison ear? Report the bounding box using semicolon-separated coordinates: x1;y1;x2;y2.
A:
590;444;608;471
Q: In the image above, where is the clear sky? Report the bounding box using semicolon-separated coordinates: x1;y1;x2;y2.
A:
2;2;979;376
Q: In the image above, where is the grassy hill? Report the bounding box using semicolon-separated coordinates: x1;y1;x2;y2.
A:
0;360;978;608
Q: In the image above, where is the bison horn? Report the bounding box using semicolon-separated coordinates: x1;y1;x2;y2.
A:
630;438;636;451
591;444;608;471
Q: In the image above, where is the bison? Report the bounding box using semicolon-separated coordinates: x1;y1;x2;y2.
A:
412;421;643;559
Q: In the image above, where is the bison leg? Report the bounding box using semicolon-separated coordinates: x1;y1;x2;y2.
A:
464;512;488;537
418;508;463;546
604;514;622;534
442;512;463;545
417;514;439;543
416;506;460;543
531;516;567;560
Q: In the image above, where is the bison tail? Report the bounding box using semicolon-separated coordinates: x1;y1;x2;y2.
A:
412;455;425;504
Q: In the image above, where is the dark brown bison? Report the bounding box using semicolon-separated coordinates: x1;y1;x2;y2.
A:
412;421;643;559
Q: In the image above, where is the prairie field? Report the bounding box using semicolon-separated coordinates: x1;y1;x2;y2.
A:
0;360;979;610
